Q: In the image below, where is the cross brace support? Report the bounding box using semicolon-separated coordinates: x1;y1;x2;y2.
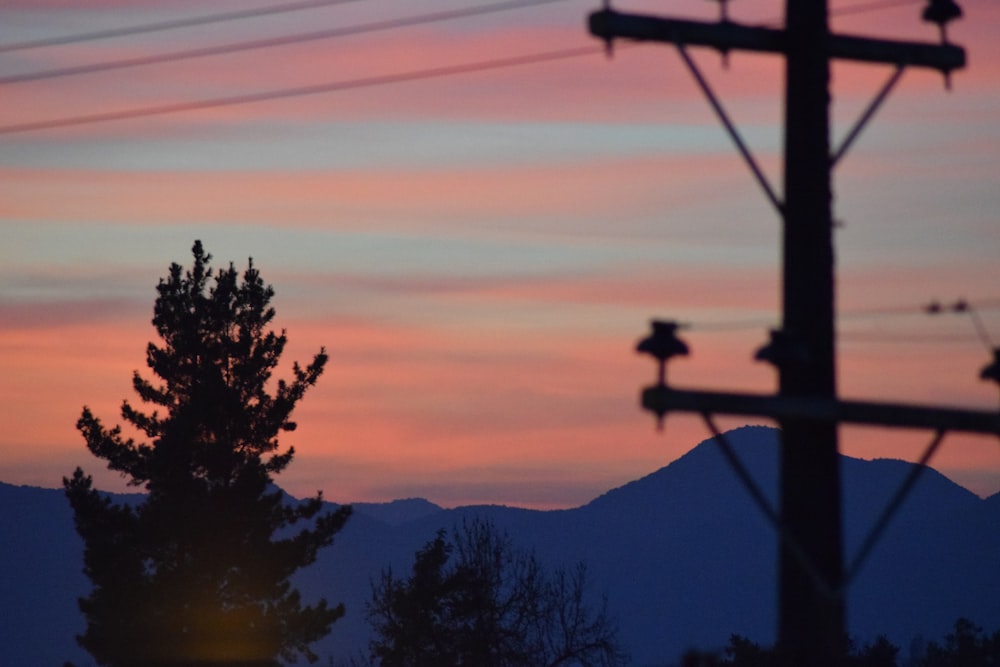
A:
642;385;1000;435
589;9;965;72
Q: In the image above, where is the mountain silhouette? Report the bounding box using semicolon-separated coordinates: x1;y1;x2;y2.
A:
3;425;999;666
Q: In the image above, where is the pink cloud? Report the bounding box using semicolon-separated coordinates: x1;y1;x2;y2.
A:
5;0;997;140
0;1;188;7
0;297;139;329
0;152;753;231
0;18;726;136
3;0;999;508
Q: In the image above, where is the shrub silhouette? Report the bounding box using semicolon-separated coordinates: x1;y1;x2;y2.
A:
367;518;627;667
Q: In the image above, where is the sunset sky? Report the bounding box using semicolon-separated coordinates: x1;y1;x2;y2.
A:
2;0;999;509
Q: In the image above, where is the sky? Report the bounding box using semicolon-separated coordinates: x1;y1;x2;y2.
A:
1;0;999;509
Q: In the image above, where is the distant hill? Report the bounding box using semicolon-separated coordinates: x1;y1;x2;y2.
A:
3;425;999;666
348;497;443;526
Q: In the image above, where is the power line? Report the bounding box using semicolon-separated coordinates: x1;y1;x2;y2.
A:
0;0;571;86
923;299;996;350
0;0;929;88
756;0;923;28
845;299;1000;319
0;0;917;56
830;0;922;18
686;299;1000;331
0;45;602;135
691;325;986;346
0;0;954;140
686;318;777;333
0;0;363;53
838;332;982;344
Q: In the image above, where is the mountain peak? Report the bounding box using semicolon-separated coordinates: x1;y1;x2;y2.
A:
583;424;779;513
350;497;443;526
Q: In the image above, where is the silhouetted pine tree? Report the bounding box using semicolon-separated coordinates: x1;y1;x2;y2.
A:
64;241;350;667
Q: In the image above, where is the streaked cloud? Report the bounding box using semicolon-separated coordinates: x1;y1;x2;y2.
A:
1;0;998;508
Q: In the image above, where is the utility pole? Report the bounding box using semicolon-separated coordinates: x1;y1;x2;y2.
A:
589;1;980;665
778;0;842;662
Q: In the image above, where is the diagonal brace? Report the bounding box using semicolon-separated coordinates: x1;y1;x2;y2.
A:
843;428;946;587
675;43;784;215
831;65;905;168
701;412;838;600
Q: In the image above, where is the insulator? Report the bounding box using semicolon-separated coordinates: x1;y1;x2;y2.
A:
637;320;689;387
636;320;689;362
980;348;1000;385
754;329;808;368
922;0;962;45
922;0;962;27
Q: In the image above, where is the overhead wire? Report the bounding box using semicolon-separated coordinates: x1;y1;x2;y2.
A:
838;300;999;350
923;299;996;350
752;0;923;28
848;299;1000;320
680;300;999;350
1;0;989;377
1;4;985;334
829;0;923;18
0;45;604;135
837;332;982;344
0;0;364;53
0;0;926;56
0;0;939;135
688;300;1000;328
0;0;574;87
0;0;928;84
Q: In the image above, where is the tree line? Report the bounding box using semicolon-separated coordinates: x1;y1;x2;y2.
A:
62;242;995;667
685;617;1000;667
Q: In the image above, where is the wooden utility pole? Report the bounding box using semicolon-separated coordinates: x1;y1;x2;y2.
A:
778;0;842;662
590;1;976;664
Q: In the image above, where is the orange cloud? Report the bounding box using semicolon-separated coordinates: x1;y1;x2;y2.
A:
5;276;998;508
0;150;766;232
3;0;999;508
0;320;149;459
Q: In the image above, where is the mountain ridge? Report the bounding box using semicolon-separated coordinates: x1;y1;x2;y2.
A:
3;425;999;666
